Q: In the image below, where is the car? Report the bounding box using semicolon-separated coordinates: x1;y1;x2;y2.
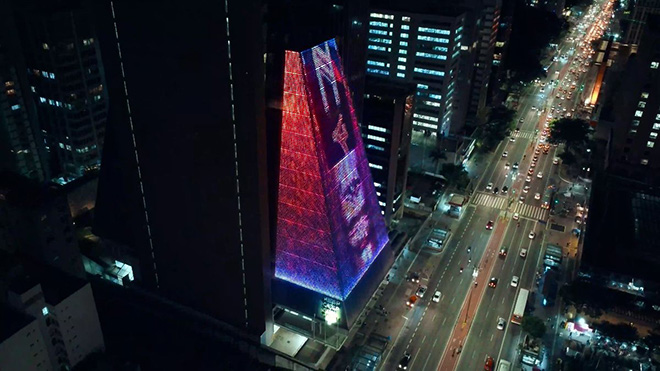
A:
534;193;541;200
505;162;510;169
528;168;535;175
532;105;537;110
502;151;508;158
485;356;495;371
408;272;420;283
513;212;519;220
497;317;506;330
486;220;494;230
519;195;525;203
514;128;520;134
525;176;532;183
501;186;508;194
520;249;527;258
489;277;498;288
398;353;411;369
509;136;516;142
416;285;427;298
406;295;417;307
512;162;519;170
537;172;543;179
499;246;508;257
486;182;493;190
529;231;536;239
511;275;519;287
493;187;499;194
432;291;442;302
530;161;536;168
519;118;525;123
523;185;530;193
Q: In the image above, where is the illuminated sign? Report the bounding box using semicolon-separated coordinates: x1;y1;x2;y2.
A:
275;39;389;300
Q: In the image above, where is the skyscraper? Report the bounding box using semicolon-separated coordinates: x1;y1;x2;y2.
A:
91;0;272;342
365;6;470;136
362;78;415;225
4;0;108;183
272;39;392;348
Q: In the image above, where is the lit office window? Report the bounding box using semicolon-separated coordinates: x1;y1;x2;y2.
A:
639;101;646;108
651;132;658;139
396;73;405;78
399;49;407;54
398;57;407;62
369;37;392;44
368;45;387;51
397;65;406;70
366;144;385;151
368;125;388;133
424;100;441;107
413;113;439;122
370;21;389;27
428;94;442;100
369;163;384;170
367;60;386;67
415;52;447;60
642;92;650;99
417;84;429;90
647;141;655;148
413;67;445;77
402;25;410;30
433;46;449;52
635;110;643;117
371;13;394;20
402;16;411;22
641;159;649;165
632;120;640;127
400;41;408;47
370;29;388;35
367;134;386;142
418;35;449;43
401;33;409;38
418;27;451;35
653;123;660;130
367;68;389;76
652;61;659;69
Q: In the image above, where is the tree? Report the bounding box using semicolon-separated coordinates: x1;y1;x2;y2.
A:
478;105;516;153
439;163;470;190
594;321;639;342
548;118;592;149
521;315;547;338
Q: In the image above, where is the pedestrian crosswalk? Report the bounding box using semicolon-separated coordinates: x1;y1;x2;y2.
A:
472;192;548;220
473;192;507;209
513;131;536;139
512;202;548;221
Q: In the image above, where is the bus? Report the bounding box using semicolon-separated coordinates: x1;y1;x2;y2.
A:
540;185;555;210
497;359;512;371
511;288;529;325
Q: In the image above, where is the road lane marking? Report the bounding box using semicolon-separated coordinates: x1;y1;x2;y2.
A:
443;317;447;325
490;334;494;342
422;335;426;344
433;314;437;322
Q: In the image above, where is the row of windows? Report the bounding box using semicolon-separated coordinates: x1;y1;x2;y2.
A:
367;68;389;76
369;163;384;170
413;120;438;130
367;134;386;142
418;35;449;44
413;113;439;122
367;60;387;67
370;13;394;20
423;100;441;107
368;125;388;133
366;144;385;151
370;29;388;36
368;45;387;52
414;67;445;77
369;37;392;45
418;27;451;35
370;21;390;28
416;52;447;60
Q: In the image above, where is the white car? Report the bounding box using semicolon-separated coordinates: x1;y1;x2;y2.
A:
529;231;536;239
486;182;493;190
553;157;560;165
497;317;506;330
520;249;527;258
513;212;519;220
523;186;530;193
511;276;519;287
502;151;508;158
505;162;510;170
432;291;442;303
534;193;541;200
525;176;532;183
537;172;543;179
509;136;516;142
416;285;428;298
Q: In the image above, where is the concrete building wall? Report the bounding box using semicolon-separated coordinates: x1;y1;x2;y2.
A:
0;318;52;371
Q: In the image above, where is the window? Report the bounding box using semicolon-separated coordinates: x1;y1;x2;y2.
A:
433;46;449;52
368;125;388;133
653;123;660;130
400;41;408;47
366;144;385;151
369;163;384;170
402;25;410;30
642;92;650;99
42;43;49;50
402;16;411;22
647;141;655;148
370;21;389;27
397;65;406;70
629;129;637;135
11;104;20;111
413;120;438;130
367;134;386;142
424;100;441;107
641;159;649;165
397;72;405;78
428;93;442;100
371;13;394;20
413;113;439;122
639;101;647;108
418;27;451;35
367;60;386;67
417;84;429;90
651;61;659;69
398;57;407;62
367;68;389;76
415;52;447;60
42;307;49;316
399;49;407;54
651;132;658;139
635;110;644;117
414;67;445;77
39;97;46;103
418;35;449;43
370;29;388;35
368;37;392;44
368;45;387;51
374;182;382;188
632;120;640;127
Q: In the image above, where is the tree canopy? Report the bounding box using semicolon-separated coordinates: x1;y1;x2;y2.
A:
548;118;592;148
439;163;470;190
521;315;547;338
478;105;516;153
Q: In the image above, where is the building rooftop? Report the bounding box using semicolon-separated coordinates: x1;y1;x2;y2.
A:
371;0;468;18
0;304;35;343
8;260;87;305
582;174;660;283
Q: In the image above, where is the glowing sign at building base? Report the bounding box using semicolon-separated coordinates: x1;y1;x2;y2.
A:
275;39;389;300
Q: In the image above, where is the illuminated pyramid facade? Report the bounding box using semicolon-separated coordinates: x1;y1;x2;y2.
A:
275;39;389;300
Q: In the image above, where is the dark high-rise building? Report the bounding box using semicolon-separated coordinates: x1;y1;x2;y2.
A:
362;78;415;225
3;0;108;183
90;0;272;342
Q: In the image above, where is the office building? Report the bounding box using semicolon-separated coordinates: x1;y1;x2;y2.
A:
0;31;48;182
365;5;470;137
3;265;105;370
91;0;272;343
272;39;392;349
362;78;415;225
603;16;660;183
3;0;108;183
623;0;660;49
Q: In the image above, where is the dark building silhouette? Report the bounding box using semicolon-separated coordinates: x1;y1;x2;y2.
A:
90;0;272;342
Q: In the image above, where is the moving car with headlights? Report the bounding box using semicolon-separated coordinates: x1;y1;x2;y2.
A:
399;353;411;369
